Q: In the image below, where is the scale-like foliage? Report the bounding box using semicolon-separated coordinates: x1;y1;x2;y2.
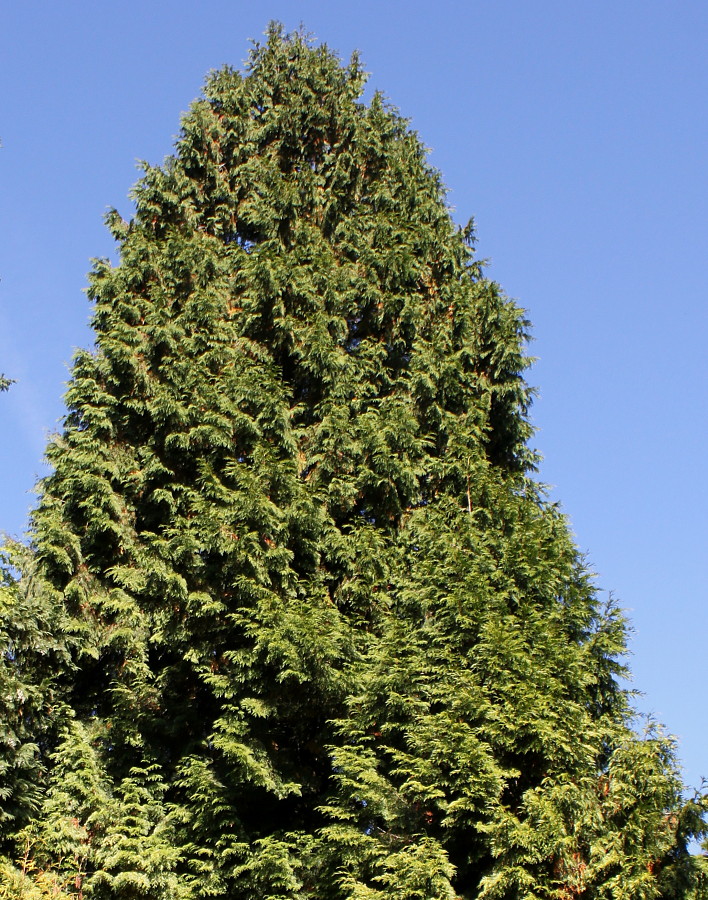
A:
2;23;705;899
0;545;71;836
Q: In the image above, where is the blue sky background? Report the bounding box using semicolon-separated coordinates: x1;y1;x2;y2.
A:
2;1;706;791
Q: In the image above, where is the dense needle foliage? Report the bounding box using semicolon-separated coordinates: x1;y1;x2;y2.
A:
1;24;706;899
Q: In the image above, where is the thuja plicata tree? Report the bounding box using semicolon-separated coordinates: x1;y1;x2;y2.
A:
1;23;706;900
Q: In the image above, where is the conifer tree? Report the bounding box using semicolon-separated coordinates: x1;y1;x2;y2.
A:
0;546;70;836
1;23;706;899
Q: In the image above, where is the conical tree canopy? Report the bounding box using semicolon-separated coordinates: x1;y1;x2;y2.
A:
1;23;705;900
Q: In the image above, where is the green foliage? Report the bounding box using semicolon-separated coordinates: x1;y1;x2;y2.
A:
2;22;705;899
0;544;71;838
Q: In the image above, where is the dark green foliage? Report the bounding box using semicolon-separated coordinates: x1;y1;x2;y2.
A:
0;545;71;838
1;23;705;899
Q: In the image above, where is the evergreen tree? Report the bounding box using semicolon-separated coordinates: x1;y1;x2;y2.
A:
2;23;705;899
0;545;71;837
0;545;74;894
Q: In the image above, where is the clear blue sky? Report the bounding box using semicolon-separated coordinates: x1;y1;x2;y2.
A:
2;1;706;790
